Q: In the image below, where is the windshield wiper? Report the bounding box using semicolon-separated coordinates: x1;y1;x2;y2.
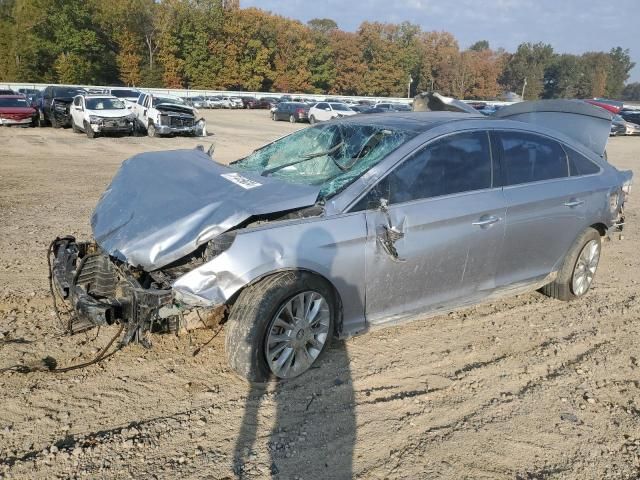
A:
260;142;344;176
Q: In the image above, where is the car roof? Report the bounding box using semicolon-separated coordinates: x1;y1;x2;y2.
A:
337;111;486;133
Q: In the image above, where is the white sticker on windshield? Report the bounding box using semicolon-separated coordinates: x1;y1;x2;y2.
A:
221;173;262;190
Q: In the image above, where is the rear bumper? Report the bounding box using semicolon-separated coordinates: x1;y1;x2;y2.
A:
51;237;174;341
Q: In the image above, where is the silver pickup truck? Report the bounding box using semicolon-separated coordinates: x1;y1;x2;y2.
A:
131;92;206;137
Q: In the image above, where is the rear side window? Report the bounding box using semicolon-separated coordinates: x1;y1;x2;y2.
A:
358;131;492;207
499;132;568;185
566;147;601;176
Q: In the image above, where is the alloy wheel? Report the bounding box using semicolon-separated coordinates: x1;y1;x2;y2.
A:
265;291;331;379
572;239;600;296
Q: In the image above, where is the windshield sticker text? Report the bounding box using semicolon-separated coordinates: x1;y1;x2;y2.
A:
221;173;262;190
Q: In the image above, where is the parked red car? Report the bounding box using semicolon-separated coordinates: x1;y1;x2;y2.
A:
584;99;621;114
0;95;37;126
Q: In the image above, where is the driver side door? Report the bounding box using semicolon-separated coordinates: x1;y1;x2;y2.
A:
70;96;83;128
355;130;507;326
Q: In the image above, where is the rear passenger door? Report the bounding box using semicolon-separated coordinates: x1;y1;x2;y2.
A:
494;130;591;287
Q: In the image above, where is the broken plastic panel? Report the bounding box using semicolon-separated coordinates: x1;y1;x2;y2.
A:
231;123;416;199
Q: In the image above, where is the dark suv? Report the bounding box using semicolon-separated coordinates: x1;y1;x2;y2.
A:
271;102;309;123
41;85;85;127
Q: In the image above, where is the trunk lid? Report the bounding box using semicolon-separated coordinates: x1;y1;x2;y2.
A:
493;99;612;157
91;149;320;270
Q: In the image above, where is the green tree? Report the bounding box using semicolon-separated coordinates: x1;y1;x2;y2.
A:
606;47;635;98
544;54;584;98
307;18;337;34
621;82;640;101
500;42;554;99
469;40;489;52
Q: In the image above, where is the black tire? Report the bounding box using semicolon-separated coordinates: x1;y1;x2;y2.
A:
271;112;277;121
289;114;296;123
84;121;95;139
541;227;601;301
225;271;336;383
147;122;157;137
309;115;316;125
50;116;60;128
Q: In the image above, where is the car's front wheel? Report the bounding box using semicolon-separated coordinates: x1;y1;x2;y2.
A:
147;122;158;137
271;112;277;121
225;271;335;382
84;121;96;139
542;227;601;301
309;115;316;125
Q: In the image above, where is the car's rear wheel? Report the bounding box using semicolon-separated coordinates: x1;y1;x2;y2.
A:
271;112;277;121
309;115;316;125
289;114;296;123
541;227;601;301
225;271;335;382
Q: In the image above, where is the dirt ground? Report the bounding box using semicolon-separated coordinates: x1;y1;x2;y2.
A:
0;110;639;480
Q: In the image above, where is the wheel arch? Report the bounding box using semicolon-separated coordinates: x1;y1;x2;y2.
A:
226;267;344;336
590;222;608;237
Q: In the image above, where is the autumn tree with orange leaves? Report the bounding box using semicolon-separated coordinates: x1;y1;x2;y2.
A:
0;0;634;100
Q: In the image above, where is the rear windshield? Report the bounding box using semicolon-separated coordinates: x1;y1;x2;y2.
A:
0;98;30;108
86;98;126;110
231;123;415;199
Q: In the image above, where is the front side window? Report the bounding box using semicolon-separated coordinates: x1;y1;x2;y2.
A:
499;131;568;186
355;131;492;209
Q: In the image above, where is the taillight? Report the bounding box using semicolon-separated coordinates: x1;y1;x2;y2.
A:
296;108;305;114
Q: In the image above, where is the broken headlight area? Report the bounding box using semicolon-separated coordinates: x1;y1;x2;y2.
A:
49;232;236;346
50;237;214;346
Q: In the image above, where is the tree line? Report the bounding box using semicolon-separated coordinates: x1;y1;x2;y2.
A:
0;0;637;100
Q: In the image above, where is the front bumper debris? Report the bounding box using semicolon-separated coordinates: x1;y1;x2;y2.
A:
50;237;174;344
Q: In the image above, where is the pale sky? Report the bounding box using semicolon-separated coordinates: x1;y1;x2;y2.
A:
242;0;640;82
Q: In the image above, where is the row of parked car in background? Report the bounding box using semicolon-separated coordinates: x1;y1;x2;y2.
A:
0;86;207;138
2;85;640;138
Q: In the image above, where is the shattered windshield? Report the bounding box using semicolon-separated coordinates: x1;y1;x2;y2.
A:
231;123;415;199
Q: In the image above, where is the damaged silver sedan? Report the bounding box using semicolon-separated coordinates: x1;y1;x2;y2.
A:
51;100;632;382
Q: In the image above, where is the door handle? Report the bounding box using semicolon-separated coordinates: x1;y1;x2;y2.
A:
564;200;584;208
472;215;501;227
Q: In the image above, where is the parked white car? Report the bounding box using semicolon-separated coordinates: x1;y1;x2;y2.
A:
308;102;357;124
70;95;136;138
132;92;206;137
229;97;243;108
205;96;225;109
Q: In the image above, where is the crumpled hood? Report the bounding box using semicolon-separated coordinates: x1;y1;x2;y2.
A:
155;103;194;115
91;149;321;270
